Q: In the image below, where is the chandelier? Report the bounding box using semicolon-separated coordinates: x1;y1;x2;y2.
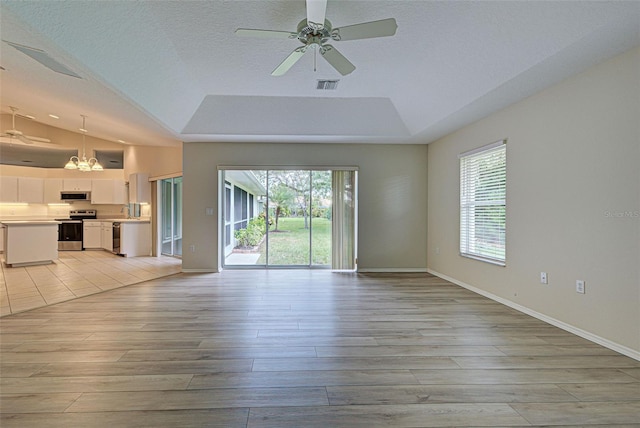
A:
64;115;103;172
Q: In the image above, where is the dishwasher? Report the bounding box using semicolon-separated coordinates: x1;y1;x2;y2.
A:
112;222;121;255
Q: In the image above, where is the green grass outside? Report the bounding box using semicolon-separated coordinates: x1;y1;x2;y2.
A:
256;217;331;265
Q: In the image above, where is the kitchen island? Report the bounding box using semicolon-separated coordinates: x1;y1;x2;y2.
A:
1;221;59;267
91;219;152;257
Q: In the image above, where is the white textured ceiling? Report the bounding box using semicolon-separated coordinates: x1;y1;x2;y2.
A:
0;0;638;147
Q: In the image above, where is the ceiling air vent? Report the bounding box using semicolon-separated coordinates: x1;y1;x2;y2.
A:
317;79;339;90
3;40;82;79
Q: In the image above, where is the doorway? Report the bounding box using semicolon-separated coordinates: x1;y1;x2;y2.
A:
160;177;183;257
221;169;356;270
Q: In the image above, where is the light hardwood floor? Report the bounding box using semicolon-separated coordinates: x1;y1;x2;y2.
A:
1;271;638;427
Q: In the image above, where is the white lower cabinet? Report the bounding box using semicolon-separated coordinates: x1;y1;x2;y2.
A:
83;221;102;249
101;222;113;252
119;222;151;257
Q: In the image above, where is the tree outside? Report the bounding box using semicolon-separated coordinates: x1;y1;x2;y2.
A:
230;170;332;266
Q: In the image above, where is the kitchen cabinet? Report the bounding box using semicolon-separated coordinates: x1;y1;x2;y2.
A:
18;177;44;203
101;221;113;252
83;221;102;249
0;177;44;203
118;221;151;257
91;180;127;205
1;221;58;267
44;178;63;203
63;178;92;192
0;176;18;202
129;173;150;204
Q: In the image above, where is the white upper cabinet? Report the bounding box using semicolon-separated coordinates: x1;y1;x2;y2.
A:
44;179;63;203
0;177;44;203
91;179;113;204
0;176;19;202
63;178;92;191
91;179;127;205
17;177;44;203
129;173;150;203
113;180;127;204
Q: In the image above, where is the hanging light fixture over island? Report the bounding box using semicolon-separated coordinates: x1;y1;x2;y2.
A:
64;115;103;172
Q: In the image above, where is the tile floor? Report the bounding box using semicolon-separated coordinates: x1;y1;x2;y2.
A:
0;250;181;316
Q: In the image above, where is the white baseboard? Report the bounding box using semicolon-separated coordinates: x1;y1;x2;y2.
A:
181;268;219;273
427;268;640;362
358;268;429;273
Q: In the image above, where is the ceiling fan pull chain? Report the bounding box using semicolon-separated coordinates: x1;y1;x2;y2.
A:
314;46;317;72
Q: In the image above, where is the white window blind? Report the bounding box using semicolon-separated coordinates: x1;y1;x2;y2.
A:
459;140;506;265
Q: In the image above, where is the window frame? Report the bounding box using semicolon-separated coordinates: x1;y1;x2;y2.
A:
459;140;507;266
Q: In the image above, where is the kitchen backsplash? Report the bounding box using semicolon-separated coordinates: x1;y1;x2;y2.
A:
0;201;150;220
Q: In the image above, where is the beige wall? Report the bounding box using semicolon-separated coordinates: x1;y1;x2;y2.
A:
182;143;428;272
427;47;640;357
124;145;182;179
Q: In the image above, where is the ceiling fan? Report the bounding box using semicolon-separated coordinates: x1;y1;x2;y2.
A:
1;106;51;144
236;0;398;76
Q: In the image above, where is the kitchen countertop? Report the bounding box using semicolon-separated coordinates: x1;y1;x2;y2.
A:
1;220;61;226
94;219;151;223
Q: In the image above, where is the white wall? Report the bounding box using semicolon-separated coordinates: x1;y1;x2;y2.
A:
427;46;640;358
182;143;428;272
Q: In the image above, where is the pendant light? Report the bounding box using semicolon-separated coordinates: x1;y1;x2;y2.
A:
64;115;104;171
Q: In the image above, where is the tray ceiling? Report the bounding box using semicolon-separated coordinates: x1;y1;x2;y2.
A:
1;1;638;146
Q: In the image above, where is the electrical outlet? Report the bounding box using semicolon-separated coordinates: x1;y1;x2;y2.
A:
540;272;548;284
576;280;585;294
189;244;196;253
435;247;440;255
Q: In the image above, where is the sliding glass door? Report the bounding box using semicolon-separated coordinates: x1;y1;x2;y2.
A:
222;168;355;269
266;170;312;267
160;177;182;257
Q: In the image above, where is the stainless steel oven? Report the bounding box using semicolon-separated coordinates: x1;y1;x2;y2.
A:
56;210;97;251
57;220;83;250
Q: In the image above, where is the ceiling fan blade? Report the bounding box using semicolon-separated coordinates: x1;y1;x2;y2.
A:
5;130;32;144
17;134;33;144
332;18;398;41
320;44;355;76
25;135;52;143
306;0;327;29
235;28;297;39
272;46;307;76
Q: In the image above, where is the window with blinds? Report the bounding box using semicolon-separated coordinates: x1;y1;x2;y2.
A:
459;140;506;265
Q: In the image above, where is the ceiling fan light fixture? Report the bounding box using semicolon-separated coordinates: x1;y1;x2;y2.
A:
236;0;397;76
